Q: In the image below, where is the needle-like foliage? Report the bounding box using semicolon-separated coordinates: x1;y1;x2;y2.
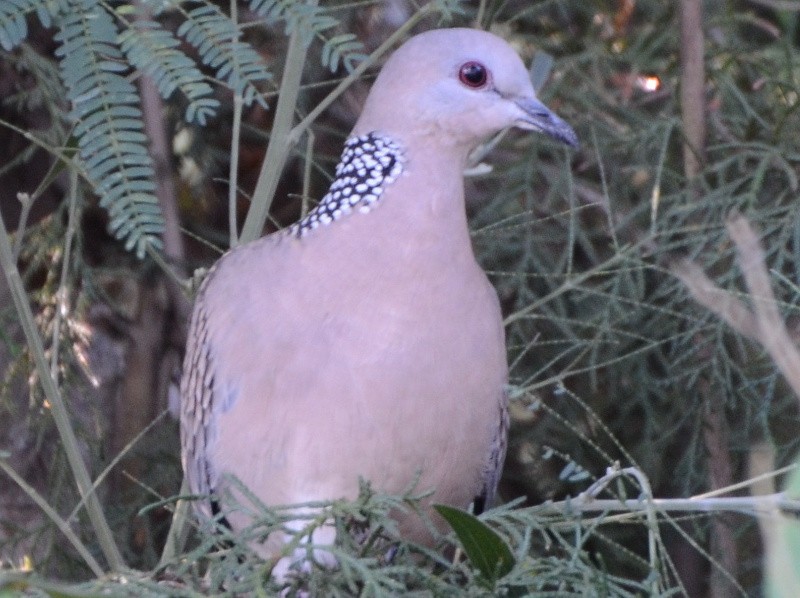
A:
3;1;800;596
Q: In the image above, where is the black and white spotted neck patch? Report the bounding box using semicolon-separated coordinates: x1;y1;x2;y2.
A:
289;132;405;237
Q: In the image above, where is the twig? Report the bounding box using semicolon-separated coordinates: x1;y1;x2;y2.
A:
674;213;800;402
544;492;800;515
0;199;124;572
727;215;800;398
672;260;760;341
679;0;706;180
700;376;738;593
134;0;187;273
228;0;243;248
541;465;800;517
674;213;800;594
238;3;316;244
68;410;169;523
12;193;34;261
0;459;104;577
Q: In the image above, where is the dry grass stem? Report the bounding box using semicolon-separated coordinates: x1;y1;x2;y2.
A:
675;213;800;403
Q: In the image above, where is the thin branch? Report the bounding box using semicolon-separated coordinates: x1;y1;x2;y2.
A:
674;213;800;403
679;0;706;180
238;5;315;244
0;196;124;572
542;492;800;516
540;465;800;517
672;260;760;341
228;0;242;248
0;459;104;577
12;193;34;260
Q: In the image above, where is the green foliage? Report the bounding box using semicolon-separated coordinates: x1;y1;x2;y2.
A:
0;0;464;257
249;0;367;72
176;2;272;106
118;19;219;126
6;0;800;595
319;32;366;73
250;0;337;40
434;504;515;587
55;0;163;258
0;0;67;51
0;0;294;258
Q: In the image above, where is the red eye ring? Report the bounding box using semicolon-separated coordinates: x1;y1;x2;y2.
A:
459;61;488;88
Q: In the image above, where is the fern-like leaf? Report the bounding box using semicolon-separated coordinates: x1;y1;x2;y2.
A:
177;2;271;106
250;0;325;38
249;0;366;72
0;0;68;51
320;32;367;73
119;19;220;125
55;0;163;258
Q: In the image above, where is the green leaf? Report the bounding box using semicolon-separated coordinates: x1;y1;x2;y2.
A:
434;504;515;585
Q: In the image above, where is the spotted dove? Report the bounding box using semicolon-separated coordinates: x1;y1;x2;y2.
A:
180;27;577;571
